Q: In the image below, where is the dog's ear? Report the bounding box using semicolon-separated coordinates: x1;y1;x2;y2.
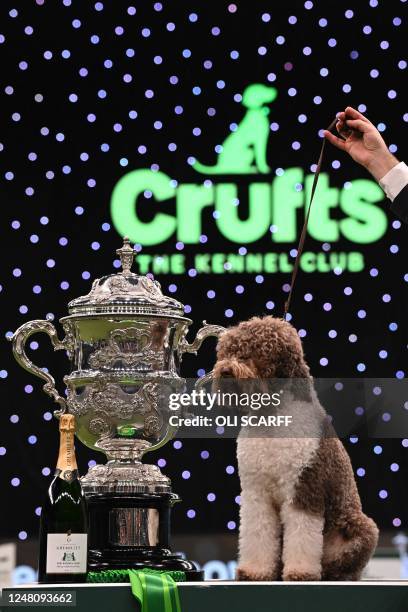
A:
274;345;309;378
276;350;313;402
291;355;310;380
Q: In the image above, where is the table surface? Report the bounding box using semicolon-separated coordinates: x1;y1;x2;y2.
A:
2;581;408;612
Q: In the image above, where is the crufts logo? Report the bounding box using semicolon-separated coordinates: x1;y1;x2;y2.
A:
110;84;387;274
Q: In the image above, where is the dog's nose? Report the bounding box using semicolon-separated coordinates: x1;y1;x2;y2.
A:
220;367;233;377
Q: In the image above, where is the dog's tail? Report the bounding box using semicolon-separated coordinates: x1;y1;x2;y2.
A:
322;514;379;580
193;160;221;174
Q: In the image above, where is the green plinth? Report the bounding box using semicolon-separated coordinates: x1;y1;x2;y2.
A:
2;581;408;612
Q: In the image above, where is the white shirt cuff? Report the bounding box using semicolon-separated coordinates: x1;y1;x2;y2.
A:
379;162;408;202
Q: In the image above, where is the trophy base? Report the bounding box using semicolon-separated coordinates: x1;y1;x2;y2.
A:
88;547;203;580
86;490;203;581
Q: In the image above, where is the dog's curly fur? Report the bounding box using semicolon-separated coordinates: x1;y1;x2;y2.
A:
213;315;378;582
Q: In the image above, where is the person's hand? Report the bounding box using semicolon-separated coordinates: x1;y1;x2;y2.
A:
323;106;399;181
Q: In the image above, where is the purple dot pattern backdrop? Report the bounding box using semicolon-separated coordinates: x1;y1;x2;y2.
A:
0;0;407;539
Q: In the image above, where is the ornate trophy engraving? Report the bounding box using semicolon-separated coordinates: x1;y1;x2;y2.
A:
9;238;225;578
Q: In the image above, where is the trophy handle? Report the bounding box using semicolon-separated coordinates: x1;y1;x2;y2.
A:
8;320;68;416
179;320;225;356
179;320;225;390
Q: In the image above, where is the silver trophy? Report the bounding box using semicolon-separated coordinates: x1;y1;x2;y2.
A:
10;238;224;576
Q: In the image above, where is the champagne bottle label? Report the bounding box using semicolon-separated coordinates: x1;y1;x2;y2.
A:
46;533;88;574
56;415;78;481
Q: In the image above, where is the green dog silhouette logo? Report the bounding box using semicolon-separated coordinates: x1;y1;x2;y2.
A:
193;84;277;175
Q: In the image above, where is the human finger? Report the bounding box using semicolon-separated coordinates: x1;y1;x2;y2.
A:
344;118;371;133
344;106;370;123
323;130;347;150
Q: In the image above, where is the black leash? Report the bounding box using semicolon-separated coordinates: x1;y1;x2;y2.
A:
283;117;338;320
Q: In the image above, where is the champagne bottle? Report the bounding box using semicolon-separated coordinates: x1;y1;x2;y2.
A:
38;414;88;583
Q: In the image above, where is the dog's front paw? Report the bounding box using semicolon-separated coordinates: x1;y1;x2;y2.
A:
236;566;277;581
283;569;321;582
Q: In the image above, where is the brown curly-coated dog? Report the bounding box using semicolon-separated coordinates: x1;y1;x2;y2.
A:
213;315;378;582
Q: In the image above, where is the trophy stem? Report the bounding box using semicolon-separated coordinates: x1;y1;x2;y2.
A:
99;439;152;463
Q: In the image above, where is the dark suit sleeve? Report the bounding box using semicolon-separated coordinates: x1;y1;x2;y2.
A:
391;184;408;224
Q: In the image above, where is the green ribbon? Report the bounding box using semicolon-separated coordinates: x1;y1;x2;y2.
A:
87;568;185;612
129;570;182;612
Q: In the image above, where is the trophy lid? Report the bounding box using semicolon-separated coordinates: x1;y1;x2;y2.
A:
67;238;186;317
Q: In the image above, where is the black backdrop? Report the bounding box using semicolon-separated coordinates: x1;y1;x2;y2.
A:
0;0;407;543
